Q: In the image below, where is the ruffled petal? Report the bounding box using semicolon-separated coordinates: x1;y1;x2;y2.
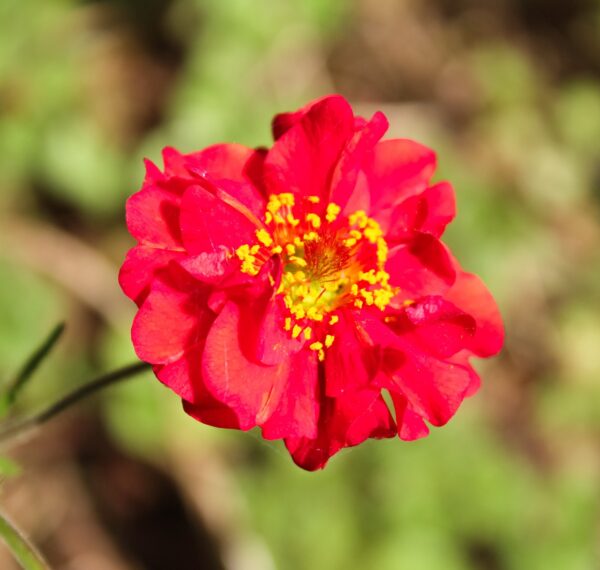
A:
329;111;389;211
183;395;241;429
382;340;473;427
271;95;333;140
182;144;267;217
261;350;319;440
285;388;396;471
201;301;291;430
392;296;476;359
119;245;186;305
445;272;504;357
363;139;437;218
241;297;303;366
324;310;378;397
387;181;456;242
386;234;456;299
264;95;355;203
131;266;213;367
391;392;430;440
126;184;185;249
179;185;259;254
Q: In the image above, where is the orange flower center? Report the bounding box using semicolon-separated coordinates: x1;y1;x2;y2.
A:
236;193;394;359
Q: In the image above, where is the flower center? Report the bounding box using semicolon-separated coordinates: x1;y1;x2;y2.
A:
235;193;394;359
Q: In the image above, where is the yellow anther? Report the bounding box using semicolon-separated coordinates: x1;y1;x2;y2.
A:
250;244;261;255
351;283;359;296
354;299;364;308
267;196;282;214
350;229;362;240
293;236;304;247
349;210;369;229
292;324;302;339
271;245;283;254
303;232;319;241
306;306;324;321
279;193;295;206
344;237;357;248
293;307;306;319
309;341;323;352
285;244;296;256
317;349;325;361
284;317;292;331
256;228;273;247
303;327;312;340
326;203;341;223
306;213;322;229
307;195;320;204
289;256;307;267
361;290;374;305
364;226;381;244
324;334;335;348
286;213;300;227
329;315;339;325
265;211;273;224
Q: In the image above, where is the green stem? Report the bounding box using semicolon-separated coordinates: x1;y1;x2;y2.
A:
0;362;150;447
6;323;66;409
0;509;50;570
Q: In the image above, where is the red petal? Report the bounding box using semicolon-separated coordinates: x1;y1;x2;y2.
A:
202;301;291;430
264;95;355;203
183;396;241;430
261;350;319;440
271;95;333;140
178;248;231;284
363;139;436;218
391;392;430;440
182;144;266;217
330;111;389;210
382;341;473;427
119;245;185;305
397;296;476;359
240;297;303;365
184;143;258;182
131;267;212;366
285;389;396;471
387;181;456;242
179;185;259;254
324;310;378;397
126;185;185;249
445;271;504;357
386;234;456;299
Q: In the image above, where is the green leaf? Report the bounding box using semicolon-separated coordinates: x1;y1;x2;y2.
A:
0;509;50;570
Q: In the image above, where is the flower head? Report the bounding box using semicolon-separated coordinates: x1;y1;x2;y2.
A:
119;95;504;470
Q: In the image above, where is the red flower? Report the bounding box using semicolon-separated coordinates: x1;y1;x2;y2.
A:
119;95;504;470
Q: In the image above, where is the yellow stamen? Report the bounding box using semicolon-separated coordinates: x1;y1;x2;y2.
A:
326;203;341;223
256;228;273;247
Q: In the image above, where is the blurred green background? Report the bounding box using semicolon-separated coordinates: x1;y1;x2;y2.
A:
1;0;600;568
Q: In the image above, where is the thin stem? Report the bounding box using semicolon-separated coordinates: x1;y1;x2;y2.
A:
6;323;66;408
0;509;50;570
0;362;150;448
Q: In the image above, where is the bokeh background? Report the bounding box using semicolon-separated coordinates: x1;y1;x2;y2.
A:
1;0;600;568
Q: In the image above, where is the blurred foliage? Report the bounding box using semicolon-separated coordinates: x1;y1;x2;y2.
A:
1;0;600;569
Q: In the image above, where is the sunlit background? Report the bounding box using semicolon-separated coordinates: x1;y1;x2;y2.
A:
1;0;600;568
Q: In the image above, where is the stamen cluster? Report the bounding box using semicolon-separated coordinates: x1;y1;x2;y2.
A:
236;193;395;360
